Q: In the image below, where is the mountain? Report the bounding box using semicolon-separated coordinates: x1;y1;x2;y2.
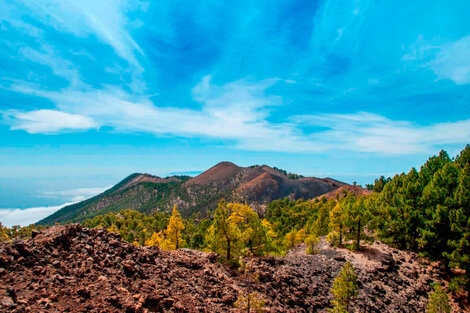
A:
38;162;348;225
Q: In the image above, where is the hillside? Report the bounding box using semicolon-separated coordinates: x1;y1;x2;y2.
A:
38;174;190;225
0;225;463;312
38;162;349;225
315;185;373;200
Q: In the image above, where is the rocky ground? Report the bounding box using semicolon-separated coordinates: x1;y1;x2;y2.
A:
0;225;465;312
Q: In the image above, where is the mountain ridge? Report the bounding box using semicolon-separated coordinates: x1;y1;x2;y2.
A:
38;162;353;225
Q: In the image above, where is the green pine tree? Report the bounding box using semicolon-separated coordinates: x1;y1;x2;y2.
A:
329;261;358;312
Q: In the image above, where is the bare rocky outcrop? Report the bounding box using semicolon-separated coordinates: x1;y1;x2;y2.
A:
0;225;463;312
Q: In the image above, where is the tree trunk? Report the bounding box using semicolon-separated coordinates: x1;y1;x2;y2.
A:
339;223;343;246
227;237;231;260
356;218;361;250
176;233;179;249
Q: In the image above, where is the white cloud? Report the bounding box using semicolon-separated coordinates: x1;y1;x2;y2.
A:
5;75;470;154
431;36;470;84
5;109;97;134
41;186;111;202
294;112;470;154
7;77;304;150
0;203;74;227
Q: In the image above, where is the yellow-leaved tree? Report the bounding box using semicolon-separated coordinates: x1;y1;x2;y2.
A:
164;206;186;249
284;228;307;250
206;199;239;260
228;203;267;256
107;224;119;234
145;231;165;247
0;223;10;242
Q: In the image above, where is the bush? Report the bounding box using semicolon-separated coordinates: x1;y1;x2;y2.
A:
305;234;319;254
426;283;451;313
234;291;265;312
447;276;466;294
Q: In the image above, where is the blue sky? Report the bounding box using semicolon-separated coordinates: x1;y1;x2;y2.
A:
1;0;470;226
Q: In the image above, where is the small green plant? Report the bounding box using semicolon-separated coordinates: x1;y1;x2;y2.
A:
447;276;466;294
329;261;358;313
305;234;319;254
426;283;451;313
238;257;259;282
234;291;265;313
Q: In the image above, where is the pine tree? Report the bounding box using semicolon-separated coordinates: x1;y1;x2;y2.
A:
446;163;470;297
228;203;267;256
261;219;277;254
329;261;358;312
305;233;319;254
283;228;306;250
344;196;371;250
206;199;237;260
328;201;346;247
419;163;459;261
312;198;334;236
426;283;451;313
164;206;186;250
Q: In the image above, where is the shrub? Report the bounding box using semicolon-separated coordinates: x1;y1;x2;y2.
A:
426;283;451;313
305;234;319;254
234;291;265;313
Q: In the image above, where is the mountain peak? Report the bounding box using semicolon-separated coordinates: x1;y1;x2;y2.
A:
185;161;242;185
215;161;239;167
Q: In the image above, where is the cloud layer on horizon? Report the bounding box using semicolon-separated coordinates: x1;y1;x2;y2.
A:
0;203;72;227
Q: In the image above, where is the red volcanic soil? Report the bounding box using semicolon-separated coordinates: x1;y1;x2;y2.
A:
236;172;281;197
185;162;243;186
184;162;348;203
316;185;373;200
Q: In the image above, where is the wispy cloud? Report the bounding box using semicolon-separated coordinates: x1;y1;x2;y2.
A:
16;0;144;67
431;35;470;85
294;112;470;154
3;0;146;92
0;185;111;227
4;109;97;134
19;44;84;88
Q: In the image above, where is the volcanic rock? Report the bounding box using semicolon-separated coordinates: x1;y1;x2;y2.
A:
0;225;464;312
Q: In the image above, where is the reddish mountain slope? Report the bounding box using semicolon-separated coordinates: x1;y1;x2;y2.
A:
316;185;373;200
185;161;243;185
